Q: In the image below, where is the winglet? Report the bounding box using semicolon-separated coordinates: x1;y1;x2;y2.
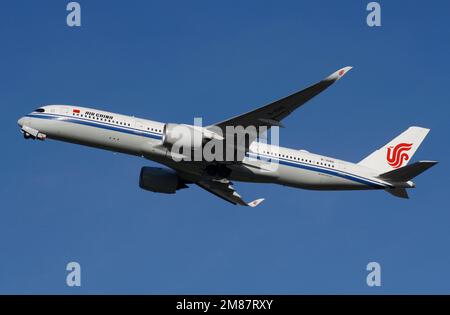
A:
326;66;353;81
247;198;265;207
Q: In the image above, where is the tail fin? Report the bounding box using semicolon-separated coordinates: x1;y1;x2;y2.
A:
379;161;438;182
358;126;430;173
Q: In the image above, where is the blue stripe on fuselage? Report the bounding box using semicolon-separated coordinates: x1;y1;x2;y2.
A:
26;113;164;140
245;152;387;189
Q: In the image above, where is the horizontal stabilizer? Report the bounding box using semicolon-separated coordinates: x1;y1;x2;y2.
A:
386;188;409;199
379;161;438;182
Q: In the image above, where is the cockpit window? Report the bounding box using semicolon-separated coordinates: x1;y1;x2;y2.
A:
34;108;45;113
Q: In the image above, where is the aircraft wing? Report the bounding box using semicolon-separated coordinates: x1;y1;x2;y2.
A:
208;66;352;143
196;178;264;207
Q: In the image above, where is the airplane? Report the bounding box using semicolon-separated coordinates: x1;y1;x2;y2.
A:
17;67;437;207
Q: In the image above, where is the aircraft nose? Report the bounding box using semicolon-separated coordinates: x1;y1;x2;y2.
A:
17;117;26;127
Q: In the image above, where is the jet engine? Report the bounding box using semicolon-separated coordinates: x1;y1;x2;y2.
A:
139;167;187;194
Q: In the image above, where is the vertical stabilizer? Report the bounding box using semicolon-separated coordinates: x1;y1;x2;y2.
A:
358;126;430;173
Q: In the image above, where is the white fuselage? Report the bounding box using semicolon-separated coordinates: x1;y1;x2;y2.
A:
18;105;394;191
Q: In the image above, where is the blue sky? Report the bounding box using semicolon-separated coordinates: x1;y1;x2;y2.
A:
1;0;449;293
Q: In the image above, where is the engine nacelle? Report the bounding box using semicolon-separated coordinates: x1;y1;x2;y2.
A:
139;167;187;194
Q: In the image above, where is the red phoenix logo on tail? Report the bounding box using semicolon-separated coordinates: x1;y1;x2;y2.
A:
386;143;413;168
